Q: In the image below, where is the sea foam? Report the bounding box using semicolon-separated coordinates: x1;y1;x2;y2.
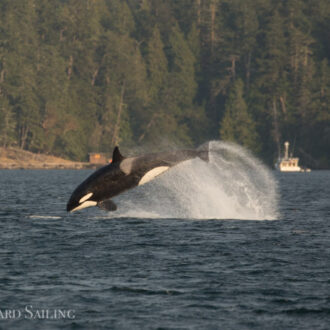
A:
111;141;278;220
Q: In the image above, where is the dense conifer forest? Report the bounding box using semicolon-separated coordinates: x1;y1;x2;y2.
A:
0;0;329;167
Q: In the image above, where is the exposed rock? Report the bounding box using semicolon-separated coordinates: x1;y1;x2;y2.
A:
0;147;92;169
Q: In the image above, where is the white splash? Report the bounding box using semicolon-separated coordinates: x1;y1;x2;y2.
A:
29;215;62;220
112;141;278;220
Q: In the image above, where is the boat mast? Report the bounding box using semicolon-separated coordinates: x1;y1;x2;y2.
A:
284;141;289;159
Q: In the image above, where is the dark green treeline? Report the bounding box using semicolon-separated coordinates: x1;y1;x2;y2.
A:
0;0;329;167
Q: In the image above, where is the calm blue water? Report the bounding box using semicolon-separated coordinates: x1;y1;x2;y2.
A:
0;169;329;329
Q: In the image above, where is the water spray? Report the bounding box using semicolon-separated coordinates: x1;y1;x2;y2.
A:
112;141;278;220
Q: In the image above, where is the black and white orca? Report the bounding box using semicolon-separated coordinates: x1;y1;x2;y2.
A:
66;145;209;212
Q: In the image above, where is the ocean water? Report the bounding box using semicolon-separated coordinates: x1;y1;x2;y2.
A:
0;145;329;329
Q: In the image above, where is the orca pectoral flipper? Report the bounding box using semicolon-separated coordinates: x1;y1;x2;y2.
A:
97;199;117;211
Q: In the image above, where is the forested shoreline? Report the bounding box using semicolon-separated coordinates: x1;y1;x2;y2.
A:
0;0;329;167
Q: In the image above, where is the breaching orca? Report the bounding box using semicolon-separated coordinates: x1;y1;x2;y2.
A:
66;145;209;212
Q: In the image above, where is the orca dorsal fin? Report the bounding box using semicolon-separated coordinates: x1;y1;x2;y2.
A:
112;146;124;163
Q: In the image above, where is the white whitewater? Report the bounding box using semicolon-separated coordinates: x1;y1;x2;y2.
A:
112;141;278;220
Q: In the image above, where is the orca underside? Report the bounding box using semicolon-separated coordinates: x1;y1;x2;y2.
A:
66;145;209;213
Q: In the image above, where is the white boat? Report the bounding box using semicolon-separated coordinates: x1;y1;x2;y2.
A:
275;142;311;172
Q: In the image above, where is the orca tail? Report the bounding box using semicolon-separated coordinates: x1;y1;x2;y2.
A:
197;142;209;162
198;150;209;162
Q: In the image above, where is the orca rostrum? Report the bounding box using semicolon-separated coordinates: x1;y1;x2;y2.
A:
66;145;209;212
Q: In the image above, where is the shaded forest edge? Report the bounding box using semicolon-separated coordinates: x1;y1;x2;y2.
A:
0;0;329;168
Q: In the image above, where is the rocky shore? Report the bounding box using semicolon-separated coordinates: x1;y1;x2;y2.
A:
0;147;92;169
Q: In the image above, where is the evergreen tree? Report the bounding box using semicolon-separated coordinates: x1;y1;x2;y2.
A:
137;26;168;143
146;27;168;105
2;0;41;150
0;97;16;147
162;23;198;145
96;28;148;150
220;79;259;153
